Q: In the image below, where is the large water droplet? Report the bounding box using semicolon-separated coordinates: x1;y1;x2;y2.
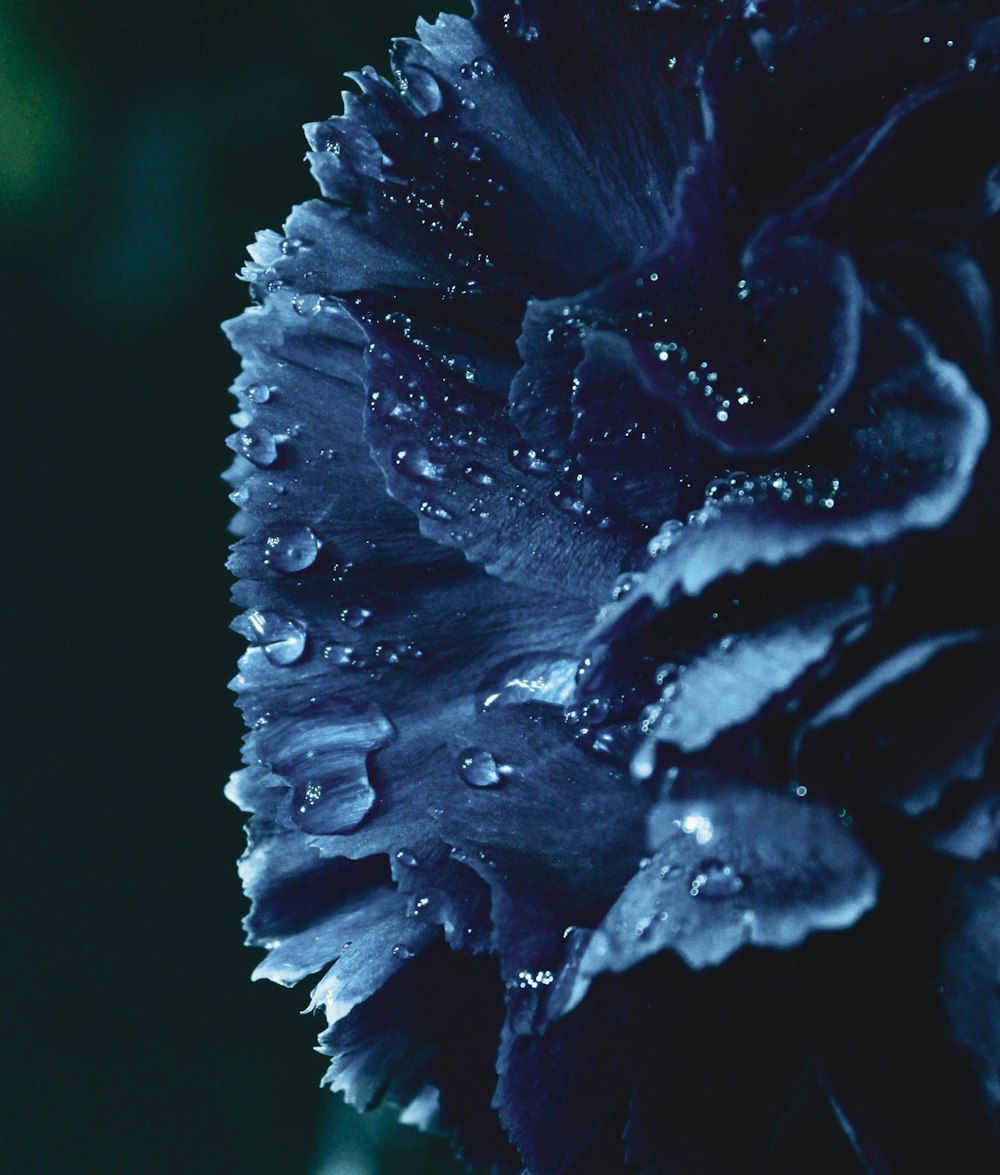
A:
292;293;324;316
400;66;443;115
392;943;416;960
265;523;319;574
264;700;395;835
477;653;578;711
246;610;307;666
458;746;503;788
246;382;272;404
396;849;419;868
236;425;278;468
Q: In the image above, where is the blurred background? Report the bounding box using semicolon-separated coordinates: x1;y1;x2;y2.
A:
3;1;470;1171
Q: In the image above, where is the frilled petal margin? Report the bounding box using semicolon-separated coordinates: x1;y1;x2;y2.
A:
797;631;1000;816
602;324;988;626
554;790;879;1015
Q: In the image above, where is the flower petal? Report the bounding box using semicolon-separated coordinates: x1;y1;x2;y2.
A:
613;324;988;616
361;321;644;600
940;870;1000;1110
797;631;1000;816
557;789;878;1012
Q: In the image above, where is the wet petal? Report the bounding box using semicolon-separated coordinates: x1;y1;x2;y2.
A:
362;321;644;600
611;326;988;617
557;790;878;1011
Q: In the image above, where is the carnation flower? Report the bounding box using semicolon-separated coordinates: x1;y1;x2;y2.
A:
225;2;1000;1170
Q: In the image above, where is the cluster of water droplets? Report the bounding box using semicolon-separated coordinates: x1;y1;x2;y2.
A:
645;466;842;558
506;968;555;991
502;1;539;42
651;338;754;426
322;617;423;676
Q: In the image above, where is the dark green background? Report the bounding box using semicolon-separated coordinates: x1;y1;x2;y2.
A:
4;2;470;1171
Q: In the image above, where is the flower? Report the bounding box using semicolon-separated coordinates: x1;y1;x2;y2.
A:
225;2;1000;1171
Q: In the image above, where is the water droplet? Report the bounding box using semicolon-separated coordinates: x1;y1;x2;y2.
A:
477;653;578;711
246;382;272;404
246;610;307;666
510;446;552;476
420;501;453;522
392;943;415;960
341;605;372;629
280;236;307;256
458;746;503;788
395;444;446;482
550;487;586;515
459;58;496;80
689;860;744;899
647;518;683;557
292;293;324;316
235;425;278;468
444;353;476;382
264;523;319;574
581;698;609;724
462;461;495;487
503;1;539;40
399;67;443;115
396;849;419;868
612;572;641;601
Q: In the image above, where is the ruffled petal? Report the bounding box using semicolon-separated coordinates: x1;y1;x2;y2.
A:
607;325;987;619
557;789;878;1011
317;941;518;1170
797;632;1000;815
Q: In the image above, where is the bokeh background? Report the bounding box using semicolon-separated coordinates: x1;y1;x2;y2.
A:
4;2;472;1171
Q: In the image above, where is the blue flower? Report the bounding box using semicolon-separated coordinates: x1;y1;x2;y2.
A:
225;2;1000;1170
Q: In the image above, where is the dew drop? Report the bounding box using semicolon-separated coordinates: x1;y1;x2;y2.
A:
246;610;307;666
396;849;419;868
510;446;552;476
458;746;503;788
236;425;278;468
341;604;372;629
292;293;324;317
280;236;306;256
392;943;416;960
550;487;586;515
264;523;319;574
463;461;495;487
395;444;446;482
611;572;641;601
400;67;443;115
459;57;496;80
246;382;272;404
